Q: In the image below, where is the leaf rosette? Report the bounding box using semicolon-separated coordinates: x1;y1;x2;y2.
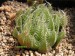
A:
12;3;67;53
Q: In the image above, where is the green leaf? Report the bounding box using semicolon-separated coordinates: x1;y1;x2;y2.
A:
16;46;27;48
53;30;65;47
12;28;18;38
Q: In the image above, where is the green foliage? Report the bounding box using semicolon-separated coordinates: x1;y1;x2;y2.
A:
12;3;67;53
27;0;43;5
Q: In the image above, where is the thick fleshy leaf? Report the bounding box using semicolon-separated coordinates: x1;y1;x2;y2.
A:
53;30;65;47
12;28;18;38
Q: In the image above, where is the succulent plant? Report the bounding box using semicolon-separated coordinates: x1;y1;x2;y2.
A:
12;3;67;53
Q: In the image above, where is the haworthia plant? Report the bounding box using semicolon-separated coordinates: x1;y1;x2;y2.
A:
12;3;67;53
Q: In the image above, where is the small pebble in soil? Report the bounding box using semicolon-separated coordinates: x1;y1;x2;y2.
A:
3;39;7;43
9;37;14;42
0;36;3;41
47;52;53;56
16;54;20;56
0;7;4;11
4;6;12;12
29;51;34;56
0;49;3;53
22;53;26;56
2;42;6;46
0;27;3;32
35;51;41;56
41;54;46;56
5;12;16;20
25;50;29;55
67;44;73;50
26;54;29;56
0;19;5;25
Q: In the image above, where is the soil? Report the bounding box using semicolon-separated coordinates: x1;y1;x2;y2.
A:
0;1;75;56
